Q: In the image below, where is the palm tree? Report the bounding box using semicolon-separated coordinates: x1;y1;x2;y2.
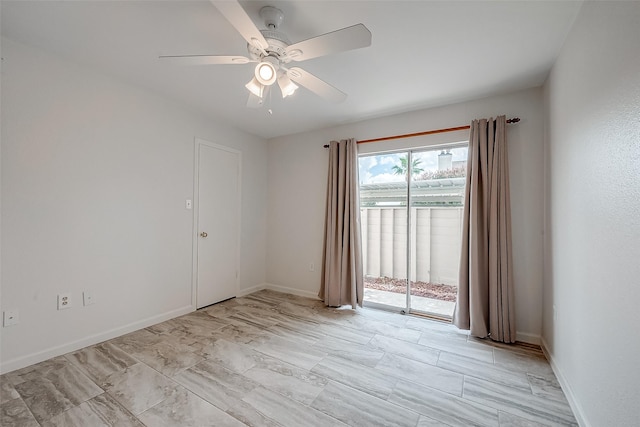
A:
391;155;424;180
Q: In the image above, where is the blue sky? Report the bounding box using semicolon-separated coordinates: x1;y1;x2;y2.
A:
358;147;467;184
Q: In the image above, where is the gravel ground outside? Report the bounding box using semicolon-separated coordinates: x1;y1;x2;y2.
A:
364;276;458;302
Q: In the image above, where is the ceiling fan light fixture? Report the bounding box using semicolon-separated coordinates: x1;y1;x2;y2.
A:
277;73;299;98
255;61;277;86
245;77;265;98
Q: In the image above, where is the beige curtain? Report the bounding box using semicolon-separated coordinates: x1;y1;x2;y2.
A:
320;138;364;308
453;116;516;343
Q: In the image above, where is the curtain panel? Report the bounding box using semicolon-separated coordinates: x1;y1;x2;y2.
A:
453;116;516;343
320;138;364;308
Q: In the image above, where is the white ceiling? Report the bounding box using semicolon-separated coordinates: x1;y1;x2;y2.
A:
1;1;582;139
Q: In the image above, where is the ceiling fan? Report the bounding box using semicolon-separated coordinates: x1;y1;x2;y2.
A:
160;0;372;107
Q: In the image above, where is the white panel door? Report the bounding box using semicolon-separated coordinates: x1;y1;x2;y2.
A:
196;143;240;308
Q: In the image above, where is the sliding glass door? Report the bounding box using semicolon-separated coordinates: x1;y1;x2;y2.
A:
358;145;467;318
359;152;410;311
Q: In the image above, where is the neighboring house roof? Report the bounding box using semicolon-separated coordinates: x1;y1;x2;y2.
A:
360;178;466;206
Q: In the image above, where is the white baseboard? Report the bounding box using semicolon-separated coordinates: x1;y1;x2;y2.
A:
237;283;267;297
237;282;320;300
0;305;194;374
516;331;541;345
261;283;321;300
540;337;590;427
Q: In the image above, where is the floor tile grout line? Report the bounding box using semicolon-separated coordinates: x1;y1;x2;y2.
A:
252;382;349;427
311;377;423;425
461;376;577;424
390;375;499;424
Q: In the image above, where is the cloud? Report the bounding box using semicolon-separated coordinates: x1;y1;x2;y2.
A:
358;156;379;184
368;172;404;184
359;156;378;170
378;155;400;165
415;152;438;169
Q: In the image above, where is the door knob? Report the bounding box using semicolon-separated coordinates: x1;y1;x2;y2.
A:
200;232;208;238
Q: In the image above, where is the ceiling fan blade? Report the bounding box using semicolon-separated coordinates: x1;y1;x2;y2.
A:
159;55;253;65
210;0;268;52
286;24;371;62
287;67;347;103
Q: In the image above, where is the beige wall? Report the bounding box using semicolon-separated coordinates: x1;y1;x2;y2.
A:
542;2;640;426
267;87;545;343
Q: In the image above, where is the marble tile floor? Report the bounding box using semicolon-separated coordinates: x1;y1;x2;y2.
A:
1;290;577;426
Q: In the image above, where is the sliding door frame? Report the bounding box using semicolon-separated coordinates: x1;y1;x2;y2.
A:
359;142;467;318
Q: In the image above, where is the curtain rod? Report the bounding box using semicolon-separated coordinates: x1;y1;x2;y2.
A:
323;117;520;148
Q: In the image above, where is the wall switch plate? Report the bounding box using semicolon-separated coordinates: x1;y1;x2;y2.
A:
83;291;95;306
58;293;72;310
3;310;19;327
185;199;192;209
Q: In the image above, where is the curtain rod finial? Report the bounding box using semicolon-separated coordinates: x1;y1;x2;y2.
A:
507;117;520;124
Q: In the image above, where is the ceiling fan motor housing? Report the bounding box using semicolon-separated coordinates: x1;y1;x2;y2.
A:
248;30;291;63
247;6;293;63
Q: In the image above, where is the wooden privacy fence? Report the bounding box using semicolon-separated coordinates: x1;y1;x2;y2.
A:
360;207;463;286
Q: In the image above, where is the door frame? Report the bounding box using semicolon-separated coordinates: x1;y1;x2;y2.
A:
191;138;242;309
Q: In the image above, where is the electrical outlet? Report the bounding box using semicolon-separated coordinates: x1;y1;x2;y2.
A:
3;310;19;327
58;293;72;310
83;291;95;306
185;199;192;209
